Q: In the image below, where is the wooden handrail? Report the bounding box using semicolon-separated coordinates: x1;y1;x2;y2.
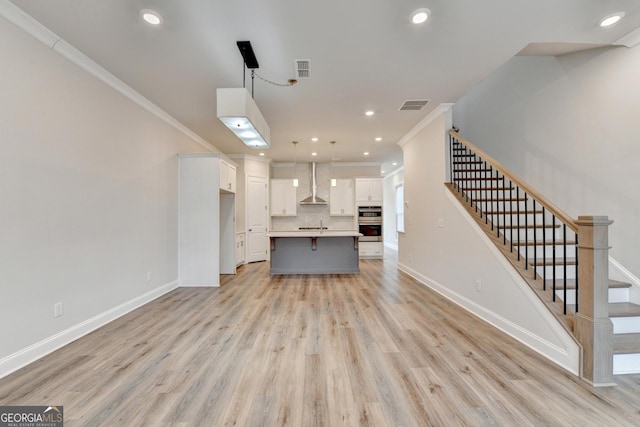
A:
449;130;578;232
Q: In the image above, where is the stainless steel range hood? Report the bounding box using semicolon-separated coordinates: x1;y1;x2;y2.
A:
299;162;327;205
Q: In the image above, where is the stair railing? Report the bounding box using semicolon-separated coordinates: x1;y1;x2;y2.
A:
449;130;579;313
447;129;615;386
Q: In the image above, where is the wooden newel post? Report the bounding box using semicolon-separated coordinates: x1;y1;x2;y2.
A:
574;215;615;387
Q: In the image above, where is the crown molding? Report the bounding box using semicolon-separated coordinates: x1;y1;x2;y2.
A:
0;0;215;152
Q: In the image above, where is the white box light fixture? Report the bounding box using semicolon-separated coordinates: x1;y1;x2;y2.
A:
217;87;270;149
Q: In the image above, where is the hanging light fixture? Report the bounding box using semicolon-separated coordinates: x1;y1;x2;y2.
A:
217;41;270;149
292;141;299;187
330;140;337;187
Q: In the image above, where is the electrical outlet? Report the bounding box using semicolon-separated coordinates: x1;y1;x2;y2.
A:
437;218;445;228
147;272;152;282
54;302;63;318
476;280;482;293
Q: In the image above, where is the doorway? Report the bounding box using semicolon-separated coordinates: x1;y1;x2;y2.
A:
246;175;268;263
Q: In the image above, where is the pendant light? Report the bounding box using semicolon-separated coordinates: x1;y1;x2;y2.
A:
292;141;299;187
330;140;337;187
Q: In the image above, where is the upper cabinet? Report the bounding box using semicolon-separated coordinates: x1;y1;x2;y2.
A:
219;159;236;193
355;178;383;203
270;179;297;216
330;178;355;216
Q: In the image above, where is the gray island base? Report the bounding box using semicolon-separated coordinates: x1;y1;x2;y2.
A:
269;231;361;274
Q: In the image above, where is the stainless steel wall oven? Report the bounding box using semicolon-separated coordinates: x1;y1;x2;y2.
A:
358;206;382;242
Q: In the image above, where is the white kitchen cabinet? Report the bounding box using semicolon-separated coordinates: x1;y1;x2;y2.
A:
270;179;297;216
355;178;383;203
235;232;245;266
358;241;383;258
178;154;236;287
330;178;355;216
219;159;236;193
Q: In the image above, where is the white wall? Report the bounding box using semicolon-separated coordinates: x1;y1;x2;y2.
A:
398;106;579;373
0;15;212;375
452;46;640;281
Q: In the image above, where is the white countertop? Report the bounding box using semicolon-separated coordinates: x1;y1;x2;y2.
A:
269;230;362;238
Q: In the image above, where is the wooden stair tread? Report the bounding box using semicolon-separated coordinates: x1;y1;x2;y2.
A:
464;186;514;191
543;279;631;290
609;279;632;288
513;240;577;246
609;302;640;318
613;334;640;354
530;258;576;266
485;210;543;215
475;197;526;202
496;224;560;229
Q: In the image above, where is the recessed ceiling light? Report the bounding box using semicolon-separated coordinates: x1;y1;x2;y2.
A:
375;137;382;142
311;137;318;142
392;162;398;166
141;9;162;25
259;152;265;156
599;12;625;27
411;8;430;25
365;110;375;116
363;152;370;156
311;152;317;156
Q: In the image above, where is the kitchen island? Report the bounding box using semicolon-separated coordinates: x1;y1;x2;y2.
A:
269;230;361;274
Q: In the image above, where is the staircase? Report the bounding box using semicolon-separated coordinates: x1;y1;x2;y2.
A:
447;129;640;384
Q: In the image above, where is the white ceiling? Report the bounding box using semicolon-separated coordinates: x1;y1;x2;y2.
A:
8;0;640;175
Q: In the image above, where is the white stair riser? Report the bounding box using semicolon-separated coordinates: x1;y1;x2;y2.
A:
610;288;630;303
553;287;629;305
613;353;640;375
492;228;574;243
512;246;576;257
534;265;577;280
611;317;640;334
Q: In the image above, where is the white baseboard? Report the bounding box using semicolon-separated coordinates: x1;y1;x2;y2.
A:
397;262;579;375
0;280;179;379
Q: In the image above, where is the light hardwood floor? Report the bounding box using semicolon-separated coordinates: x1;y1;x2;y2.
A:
2;252;640;426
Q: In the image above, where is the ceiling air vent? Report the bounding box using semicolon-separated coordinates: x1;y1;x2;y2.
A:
295;59;311;79
399;99;430;111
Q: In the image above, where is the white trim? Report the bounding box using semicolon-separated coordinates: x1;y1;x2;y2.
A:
614;26;640;48
0;0;215;152
397;103;454;148
0;280;179;379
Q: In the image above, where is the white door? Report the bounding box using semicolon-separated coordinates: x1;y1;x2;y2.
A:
247;175;268;263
